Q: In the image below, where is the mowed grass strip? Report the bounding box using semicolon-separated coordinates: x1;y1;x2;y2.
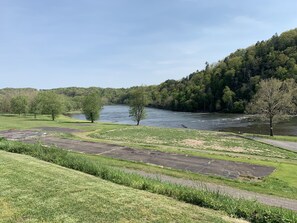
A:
0;150;244;223
0;141;296;223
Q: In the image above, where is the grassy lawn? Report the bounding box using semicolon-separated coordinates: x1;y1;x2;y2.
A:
71;153;297;200
244;133;297;143
89;125;297;160
0;114;297;200
0;150;245;223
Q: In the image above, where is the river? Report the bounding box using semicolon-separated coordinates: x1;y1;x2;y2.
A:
70;105;297;136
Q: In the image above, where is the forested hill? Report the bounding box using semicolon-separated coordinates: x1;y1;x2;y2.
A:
1;29;297;114
148;28;297;112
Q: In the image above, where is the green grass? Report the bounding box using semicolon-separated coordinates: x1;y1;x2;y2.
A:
244;133;297;143
67;152;297;200
0;141;296;223
0;150;243;223
89;125;297;160
0;113;128;133
0;114;297;200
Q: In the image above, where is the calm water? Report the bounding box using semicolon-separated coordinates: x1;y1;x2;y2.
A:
71;105;297;136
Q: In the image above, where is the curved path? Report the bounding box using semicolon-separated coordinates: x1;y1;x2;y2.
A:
123;168;297;212
254;137;297;153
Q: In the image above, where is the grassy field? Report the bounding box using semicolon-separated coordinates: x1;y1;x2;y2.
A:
2;142;296;223
88;125;297;160
244;133;297;143
0;150;246;223
0;114;297;200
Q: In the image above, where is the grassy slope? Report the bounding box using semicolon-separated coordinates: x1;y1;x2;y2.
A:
244;133;297;143
0;114;297;199
0;150;246;223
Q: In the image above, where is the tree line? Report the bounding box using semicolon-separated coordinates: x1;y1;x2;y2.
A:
145;28;297;113
0;87;147;125
2;28;296;116
1;28;297;133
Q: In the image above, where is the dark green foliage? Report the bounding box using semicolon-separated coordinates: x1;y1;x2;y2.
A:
39;91;64;120
82;91;103;123
29;94;43;118
146;29;297;112
0;139;296;223
10;95;28;115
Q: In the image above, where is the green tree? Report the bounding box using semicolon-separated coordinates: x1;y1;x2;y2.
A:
10;95;28;116
39;91;64;121
129;88;147;125
246;78;296;136
0;96;12;113
29;93;42;119
82;91;102;123
222;86;235;111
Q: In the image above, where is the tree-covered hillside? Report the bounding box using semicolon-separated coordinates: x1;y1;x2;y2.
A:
147;28;297;112
1;29;297;114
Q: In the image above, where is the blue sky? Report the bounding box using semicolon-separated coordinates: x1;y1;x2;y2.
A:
1;0;297;89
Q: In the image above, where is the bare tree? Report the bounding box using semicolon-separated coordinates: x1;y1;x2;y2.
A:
246;78;296;136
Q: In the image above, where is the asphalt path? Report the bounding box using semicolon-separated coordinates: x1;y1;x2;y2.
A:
253;137;297;152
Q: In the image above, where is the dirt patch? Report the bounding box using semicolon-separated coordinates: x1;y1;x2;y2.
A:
74;123;93;126
181;139;205;147
33;127;84;133
210;145;246;153
0;130;45;140
1;130;275;179
144;137;163;144
0;199;14;219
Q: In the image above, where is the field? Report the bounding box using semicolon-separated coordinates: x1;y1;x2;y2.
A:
0;114;297;222
0;150;246;223
1;114;297;198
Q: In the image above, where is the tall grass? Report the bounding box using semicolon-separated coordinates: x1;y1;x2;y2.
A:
0;138;296;223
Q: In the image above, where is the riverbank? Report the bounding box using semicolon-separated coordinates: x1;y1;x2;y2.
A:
69;105;297;136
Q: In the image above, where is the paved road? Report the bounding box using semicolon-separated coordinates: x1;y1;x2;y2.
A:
123;168;297;212
254;137;297;152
